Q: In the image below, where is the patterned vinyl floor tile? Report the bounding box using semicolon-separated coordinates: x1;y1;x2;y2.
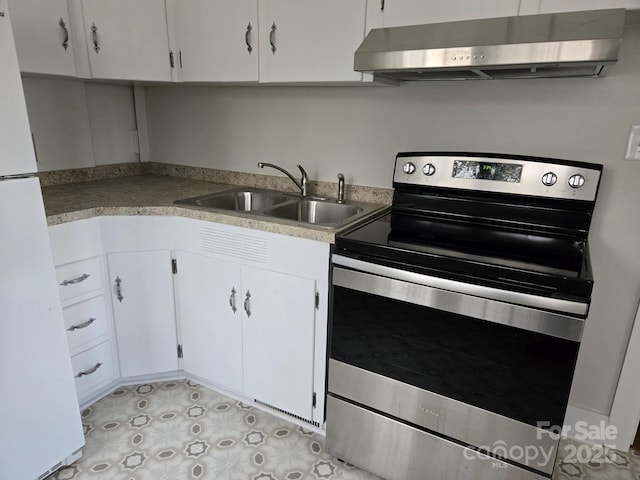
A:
48;380;379;480
47;380;640;480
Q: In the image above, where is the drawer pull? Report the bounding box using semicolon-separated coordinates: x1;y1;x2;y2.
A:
76;362;102;378
67;318;96;331
60;273;90;287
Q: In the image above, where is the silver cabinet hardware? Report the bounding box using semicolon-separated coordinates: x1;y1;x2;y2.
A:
244;290;252;317
115;276;123;303
270;22;277;54
90;23;100;53
245;22;253;53
59;273;90;287
59;18;69;50
67;318;96;331
229;287;237;313
75;362;102;378
337;173;345;204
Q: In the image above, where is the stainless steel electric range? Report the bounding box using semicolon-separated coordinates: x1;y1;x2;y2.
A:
327;152;603;480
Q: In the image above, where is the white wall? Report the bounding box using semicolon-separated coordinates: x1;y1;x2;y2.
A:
144;13;640;417
22;78;139;171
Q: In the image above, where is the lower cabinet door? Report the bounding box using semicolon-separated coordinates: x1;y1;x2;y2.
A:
242;267;316;421
175;252;243;393
108;250;179;378
72;340;115;397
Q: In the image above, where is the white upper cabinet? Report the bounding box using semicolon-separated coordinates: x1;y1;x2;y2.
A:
0;1;37;176
7;0;77;76
258;0;366;82
81;0;172;81
169;0;258;82
367;0;521;30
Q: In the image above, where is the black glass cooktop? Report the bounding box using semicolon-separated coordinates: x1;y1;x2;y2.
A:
335;214;594;302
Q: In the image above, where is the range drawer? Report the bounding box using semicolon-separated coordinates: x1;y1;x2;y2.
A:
56;256;103;302
64;295;109;354
72;341;115;396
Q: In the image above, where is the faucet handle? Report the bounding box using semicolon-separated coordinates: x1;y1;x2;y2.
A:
337;173;345;204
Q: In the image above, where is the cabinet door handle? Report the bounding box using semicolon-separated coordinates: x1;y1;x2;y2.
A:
229;287;237;313
245;22;253;53
114;276;124;303
76;362;102;378
91;23;100;53
60;273;90;287
270;22;277;54
59;18;69;51
244;290;252;317
67;318;96;331
381;0;385;11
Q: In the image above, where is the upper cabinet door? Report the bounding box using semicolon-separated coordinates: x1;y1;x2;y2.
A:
0;1;37;176
171;0;258;82
258;0;366;83
368;0;521;29
7;0;77;76
81;0;172;81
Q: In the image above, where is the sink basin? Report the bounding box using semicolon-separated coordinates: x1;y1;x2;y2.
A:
176;189;292;211
263;200;362;225
176;188;388;229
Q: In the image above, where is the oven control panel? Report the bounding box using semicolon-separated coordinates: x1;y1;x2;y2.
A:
394;154;602;201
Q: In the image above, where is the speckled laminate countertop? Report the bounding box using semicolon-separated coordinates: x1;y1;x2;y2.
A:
41;175;389;243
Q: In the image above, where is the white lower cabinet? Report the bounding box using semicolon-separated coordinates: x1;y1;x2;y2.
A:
72;340;115;397
50;218;118;405
176;250;317;421
50;216;329;425
242;266;316;420
107;250;179;378
175;252;244;393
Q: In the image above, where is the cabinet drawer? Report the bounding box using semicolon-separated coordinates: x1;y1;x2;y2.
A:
64;295;109;353
72;341;115;396
56;257;103;302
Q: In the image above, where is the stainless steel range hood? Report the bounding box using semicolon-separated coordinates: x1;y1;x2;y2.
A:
355;9;625;81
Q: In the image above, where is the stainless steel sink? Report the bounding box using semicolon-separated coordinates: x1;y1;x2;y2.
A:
263;200;362;225
175;187;388;229
175;189;293;211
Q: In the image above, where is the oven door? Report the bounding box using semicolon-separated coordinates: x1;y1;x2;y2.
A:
328;255;583;477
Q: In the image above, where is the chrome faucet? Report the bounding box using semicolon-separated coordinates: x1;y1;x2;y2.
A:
258;162;309;196
337;173;345;204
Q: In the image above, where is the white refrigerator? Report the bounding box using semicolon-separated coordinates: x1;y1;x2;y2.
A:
0;3;85;479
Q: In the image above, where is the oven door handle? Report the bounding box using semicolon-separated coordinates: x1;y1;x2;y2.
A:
332;255;585;342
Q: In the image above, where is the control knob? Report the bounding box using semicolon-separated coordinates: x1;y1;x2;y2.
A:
541;172;557;187
568;174;586;189
422;163;436;176
403;162;416;174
